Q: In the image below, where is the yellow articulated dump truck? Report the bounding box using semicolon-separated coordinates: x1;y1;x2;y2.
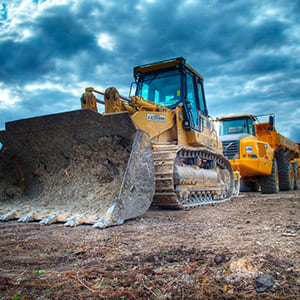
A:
0;57;234;228
218;114;300;194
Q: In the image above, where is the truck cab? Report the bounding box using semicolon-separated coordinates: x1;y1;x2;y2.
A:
218;114;274;191
219;115;256;137
134;57;208;130
132;57;221;151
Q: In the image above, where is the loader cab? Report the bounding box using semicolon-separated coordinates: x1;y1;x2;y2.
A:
133;57;208;131
219;115;256;137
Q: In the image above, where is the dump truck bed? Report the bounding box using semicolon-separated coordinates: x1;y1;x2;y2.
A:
255;122;300;157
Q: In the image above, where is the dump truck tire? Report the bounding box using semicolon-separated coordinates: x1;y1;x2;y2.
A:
260;159;279;194
276;150;294;191
293;161;300;190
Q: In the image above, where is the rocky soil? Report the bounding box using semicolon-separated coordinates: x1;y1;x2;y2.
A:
0;190;299;299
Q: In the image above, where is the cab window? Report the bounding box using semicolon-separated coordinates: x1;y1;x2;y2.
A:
186;74;199;128
197;81;207;116
137;70;181;108
219;118;255;135
247;119;255;135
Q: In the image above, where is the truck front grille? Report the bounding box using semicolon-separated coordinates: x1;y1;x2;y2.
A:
222;140;239;160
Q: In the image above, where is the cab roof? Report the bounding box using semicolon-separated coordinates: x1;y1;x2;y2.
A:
133;57;204;81
217;114;257;122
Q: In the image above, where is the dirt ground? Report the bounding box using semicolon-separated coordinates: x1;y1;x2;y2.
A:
0;190;299;300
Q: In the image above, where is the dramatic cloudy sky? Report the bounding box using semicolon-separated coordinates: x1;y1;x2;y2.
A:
0;0;300;141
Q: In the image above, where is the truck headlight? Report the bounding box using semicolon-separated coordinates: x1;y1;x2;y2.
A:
245;145;253;154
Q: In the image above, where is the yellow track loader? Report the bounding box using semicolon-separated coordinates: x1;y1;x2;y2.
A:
0;57;234;228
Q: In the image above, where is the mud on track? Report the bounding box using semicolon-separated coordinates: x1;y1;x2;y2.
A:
0;190;299;299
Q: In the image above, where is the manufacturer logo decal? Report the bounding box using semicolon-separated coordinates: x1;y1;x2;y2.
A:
225;142;234;149
147;114;166;122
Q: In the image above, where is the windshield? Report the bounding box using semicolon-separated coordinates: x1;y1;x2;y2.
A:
219;118;255;136
136;70;181;108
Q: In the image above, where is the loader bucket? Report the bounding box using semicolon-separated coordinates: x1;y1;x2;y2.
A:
0;109;155;228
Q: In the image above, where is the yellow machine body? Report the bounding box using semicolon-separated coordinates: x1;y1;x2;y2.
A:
0;57;234;228
218;114;300;193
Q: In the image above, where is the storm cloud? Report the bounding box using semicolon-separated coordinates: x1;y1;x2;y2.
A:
0;0;299;141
